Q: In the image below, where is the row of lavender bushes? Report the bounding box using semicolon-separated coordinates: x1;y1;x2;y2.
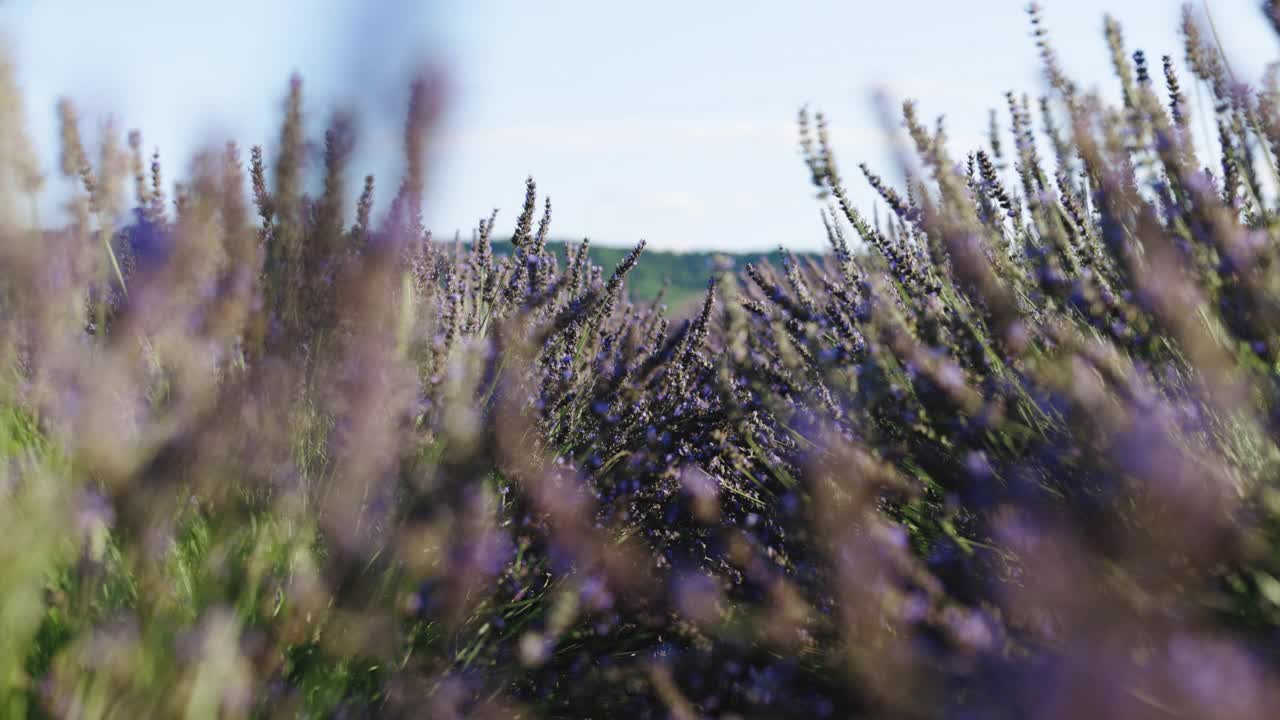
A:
3;3;1280;717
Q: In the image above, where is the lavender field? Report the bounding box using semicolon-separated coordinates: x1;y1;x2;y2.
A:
2;2;1280;718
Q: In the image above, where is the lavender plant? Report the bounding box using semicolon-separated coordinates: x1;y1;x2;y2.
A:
1;3;1280;719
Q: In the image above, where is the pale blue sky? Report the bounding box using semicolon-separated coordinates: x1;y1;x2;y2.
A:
2;1;1275;251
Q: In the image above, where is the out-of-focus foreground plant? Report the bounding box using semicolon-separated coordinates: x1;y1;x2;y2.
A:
2;3;1280;718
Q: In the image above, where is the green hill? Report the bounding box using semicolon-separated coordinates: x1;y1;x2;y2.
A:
487;240;817;309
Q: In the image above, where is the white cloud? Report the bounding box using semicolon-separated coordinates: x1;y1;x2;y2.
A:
644;190;705;213
441;118;881;154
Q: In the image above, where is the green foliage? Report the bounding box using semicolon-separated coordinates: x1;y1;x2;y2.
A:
490;240;813;307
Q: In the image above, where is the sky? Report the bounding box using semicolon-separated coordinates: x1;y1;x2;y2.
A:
1;0;1276;252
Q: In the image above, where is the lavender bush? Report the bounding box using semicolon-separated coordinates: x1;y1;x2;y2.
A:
2;3;1280;718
